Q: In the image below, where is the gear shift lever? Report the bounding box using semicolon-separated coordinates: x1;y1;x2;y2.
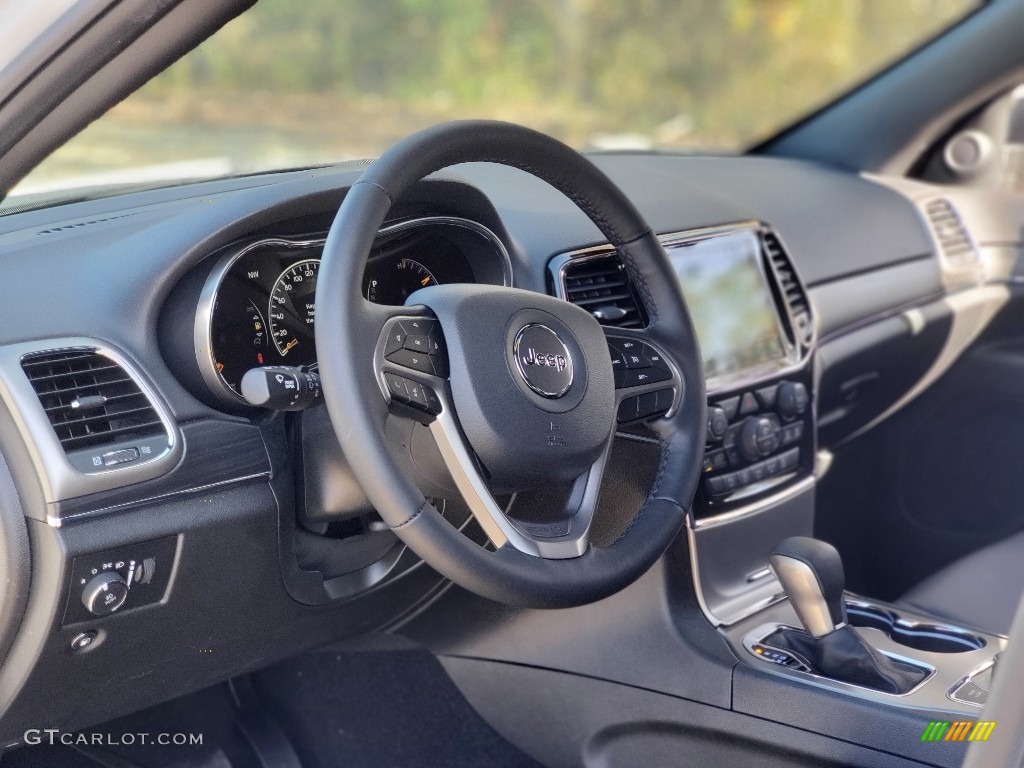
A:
769;536;847;637
764;536;927;694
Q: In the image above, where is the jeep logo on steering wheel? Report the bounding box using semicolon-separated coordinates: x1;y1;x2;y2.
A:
513;324;574;398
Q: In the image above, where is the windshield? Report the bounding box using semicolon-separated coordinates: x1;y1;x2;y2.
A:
11;0;979;202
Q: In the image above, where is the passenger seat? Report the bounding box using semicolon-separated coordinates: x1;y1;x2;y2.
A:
899;531;1024;636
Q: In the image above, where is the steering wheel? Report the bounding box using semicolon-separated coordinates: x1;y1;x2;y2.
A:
315;121;706;607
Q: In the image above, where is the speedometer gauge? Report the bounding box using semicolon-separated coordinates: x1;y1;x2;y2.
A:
268;259;319;358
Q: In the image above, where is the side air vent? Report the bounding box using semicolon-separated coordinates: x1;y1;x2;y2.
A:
762;232;813;347
925;198;978;268
562;254;647;328
21;348;164;455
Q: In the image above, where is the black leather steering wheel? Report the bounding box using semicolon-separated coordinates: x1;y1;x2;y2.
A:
315;121;706;607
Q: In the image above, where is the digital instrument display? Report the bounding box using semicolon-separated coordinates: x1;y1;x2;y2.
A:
667;230;792;387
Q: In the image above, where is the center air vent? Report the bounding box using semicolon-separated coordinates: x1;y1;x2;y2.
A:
925;198;978;269
21;348;165;456
762;232;813;347
561;254;647;328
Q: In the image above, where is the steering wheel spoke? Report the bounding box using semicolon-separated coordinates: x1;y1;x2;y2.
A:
603;327;685;426
428;395;611;558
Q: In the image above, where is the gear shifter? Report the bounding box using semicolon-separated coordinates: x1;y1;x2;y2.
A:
765;536;928;694
769;536;847;637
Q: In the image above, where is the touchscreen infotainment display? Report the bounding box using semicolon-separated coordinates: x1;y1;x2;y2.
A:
666;230;791;386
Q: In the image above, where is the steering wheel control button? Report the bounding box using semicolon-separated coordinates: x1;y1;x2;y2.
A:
403;334;430;353
384;326;407;356
617;388;672;423
384;373;411;402
387;348;435;374
606;336;672;389
383;372;441;416
513;324;574;398
384;318;449;377
82;571;129;616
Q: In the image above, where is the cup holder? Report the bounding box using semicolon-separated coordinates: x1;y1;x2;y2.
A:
845;601;985;654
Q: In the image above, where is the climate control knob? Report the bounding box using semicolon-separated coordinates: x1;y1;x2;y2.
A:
739;416;781;461
82;571;129;616
707;407;729;441
777;381;809;419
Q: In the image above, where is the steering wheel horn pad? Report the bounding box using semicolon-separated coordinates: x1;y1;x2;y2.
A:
315;120;706;607
409;284;613;489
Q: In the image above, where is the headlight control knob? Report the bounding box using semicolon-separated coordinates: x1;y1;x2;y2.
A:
82;571;129;616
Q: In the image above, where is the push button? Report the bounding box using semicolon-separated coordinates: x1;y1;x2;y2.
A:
404;380;428;408
384;373;410;402
384;325;407;356
403;334;430;353
387;348;435;375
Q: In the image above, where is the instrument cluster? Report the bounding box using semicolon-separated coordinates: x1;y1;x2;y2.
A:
188;217;511;405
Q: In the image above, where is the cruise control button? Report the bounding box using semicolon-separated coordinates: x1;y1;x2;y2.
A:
622;350;650;369
623;367;670;387
607;343;627;370
387;348;435;375
644;345;670;371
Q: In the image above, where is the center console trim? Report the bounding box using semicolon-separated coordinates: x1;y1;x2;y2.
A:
742;621;938;699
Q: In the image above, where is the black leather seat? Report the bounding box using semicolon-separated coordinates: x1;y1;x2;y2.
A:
899;531;1024;636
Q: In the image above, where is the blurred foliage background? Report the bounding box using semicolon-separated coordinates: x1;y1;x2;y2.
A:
19;0;977;191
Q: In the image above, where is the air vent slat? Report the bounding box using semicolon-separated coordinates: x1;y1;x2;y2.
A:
763;232;814;347
21;348;165;454
925;199;978;269
562;254;646;329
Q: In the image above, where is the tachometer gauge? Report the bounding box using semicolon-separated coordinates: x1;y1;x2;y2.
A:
365;258;437;304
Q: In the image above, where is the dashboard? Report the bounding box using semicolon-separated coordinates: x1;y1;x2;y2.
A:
0;151;1005;744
